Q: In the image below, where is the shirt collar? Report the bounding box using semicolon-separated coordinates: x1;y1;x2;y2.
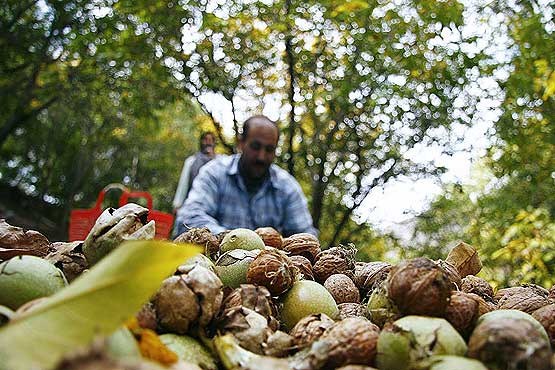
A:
227;154;281;190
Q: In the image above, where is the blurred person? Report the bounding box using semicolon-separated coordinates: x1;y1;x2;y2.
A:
172;132;216;237
176;115;317;237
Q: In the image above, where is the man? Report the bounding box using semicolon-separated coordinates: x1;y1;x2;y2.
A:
177;115;317;237
172;132;216;237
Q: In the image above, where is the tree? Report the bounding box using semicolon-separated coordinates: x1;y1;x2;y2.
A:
176;0;486;246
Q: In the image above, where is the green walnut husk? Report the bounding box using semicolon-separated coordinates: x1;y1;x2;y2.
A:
366;283;400;328
106;327;141;360
0;255;67;310
220;228;265;253
376;316;467;370
215;249;260;288
159;333;217;370
417;355;488;370
281;280;339;330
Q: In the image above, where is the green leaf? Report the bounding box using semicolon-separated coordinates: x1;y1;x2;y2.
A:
0;240;201;370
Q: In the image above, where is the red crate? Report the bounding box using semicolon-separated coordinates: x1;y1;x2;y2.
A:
68;184;173;241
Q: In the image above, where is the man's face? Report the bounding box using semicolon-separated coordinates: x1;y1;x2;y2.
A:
239;121;278;180
200;135;215;154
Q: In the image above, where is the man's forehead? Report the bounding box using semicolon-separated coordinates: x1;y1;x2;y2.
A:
246;120;279;140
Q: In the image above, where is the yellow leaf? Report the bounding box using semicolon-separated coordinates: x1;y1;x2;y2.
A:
0;240;201;370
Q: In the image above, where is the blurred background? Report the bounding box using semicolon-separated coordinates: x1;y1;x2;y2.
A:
1;0;554;287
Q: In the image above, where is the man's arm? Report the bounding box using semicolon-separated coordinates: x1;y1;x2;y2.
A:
282;180;318;237
177;164;227;235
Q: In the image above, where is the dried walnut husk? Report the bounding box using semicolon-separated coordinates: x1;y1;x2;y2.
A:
387;257;451;317
468;317;552;370
281;233;321;263
289;313;335;349
0;219;52;260
136;302;157;331
460;275;494;302
174;227;219;260
532;304;555;348
220;284;279;330
153;265;222;334
217;306;274;354
313;245;356;283
324;274;360;304
299;317;380;369
354;261;391;295
289;255;314;280
246;248;296;296
45;241;88;282
445;291;479;338
337;303;369;320
495;285;551;314
263;330;295;357
255;227;283;249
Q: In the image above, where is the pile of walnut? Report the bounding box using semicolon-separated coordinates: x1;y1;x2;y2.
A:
1;206;555;370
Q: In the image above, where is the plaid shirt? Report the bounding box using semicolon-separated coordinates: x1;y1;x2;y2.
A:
177;154;317;237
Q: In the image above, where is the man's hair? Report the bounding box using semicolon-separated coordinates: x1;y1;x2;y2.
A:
240;115;279;140
199;131;215;147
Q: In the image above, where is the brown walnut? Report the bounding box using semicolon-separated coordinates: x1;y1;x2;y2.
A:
281;233;321;263
289;255;314;280
496;285;551;314
324;274;360;304
445;291;479;338
313;245;356;283
255;227;283;249
220;284;279;330
174;227;220;260
354;261;392;295
460;275;495;302
289;313;335;349
246;248;296;296
337;303;369;320
532;304;555;348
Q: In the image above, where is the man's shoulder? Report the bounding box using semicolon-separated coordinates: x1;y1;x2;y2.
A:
269;164;302;190
199;154;235;175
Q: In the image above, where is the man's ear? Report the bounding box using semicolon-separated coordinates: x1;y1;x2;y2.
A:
237;136;245;153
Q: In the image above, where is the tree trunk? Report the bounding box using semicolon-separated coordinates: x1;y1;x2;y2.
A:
284;0;296;176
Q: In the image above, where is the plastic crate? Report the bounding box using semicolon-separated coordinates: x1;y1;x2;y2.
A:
68;184;173;241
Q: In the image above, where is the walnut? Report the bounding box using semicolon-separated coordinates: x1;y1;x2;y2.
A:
246;248;296;296
532;304;555;348
313;245;356;283
354;261;391;296
255;227;283;249
136;302;157;330
445;291;479;338
281;233;321;263
324;274;360;304
174;227;219;260
263;330;294;357
466;292;496;316
289;255;314;280
217;306;273;354
496;285;551;314
461;275;494;302
289;313;335;349
0;219;52;259
299;317;380;369
435;259;462;290
386;257;451;317
337;303;369;320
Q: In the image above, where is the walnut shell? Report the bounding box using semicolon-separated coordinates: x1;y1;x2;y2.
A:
324;274;360;304
281;233;321;263
549;285;555;299
313;246;356;283
289;255;314;280
445;291;479;338
532;304;555;348
289;313;335;349
0;219;52;259
246;248;296;296
435;259;462;290
445;241;482;277
174;227;220;260
307;317;380;369
461;275;494;301
337;303;369;320
466;292;496;316
136;302;157;331
387;257;451;317
354;262;391;295
496;285;551;314
220;284;279;330
263;330;294;357
255;227;283;249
